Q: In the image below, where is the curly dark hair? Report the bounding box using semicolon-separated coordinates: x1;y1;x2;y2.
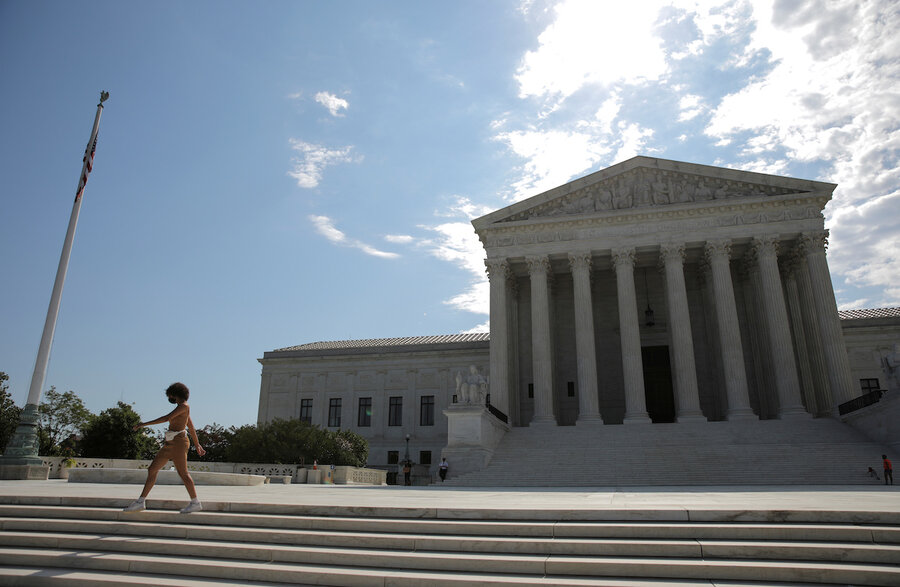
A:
165;382;190;401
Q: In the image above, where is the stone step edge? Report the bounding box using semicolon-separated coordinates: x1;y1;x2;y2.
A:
1;546;897;586
3;529;900;566
4;514;897;545
0;565;834;587
1;496;897;524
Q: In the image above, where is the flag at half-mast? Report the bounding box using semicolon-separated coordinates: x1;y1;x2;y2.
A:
75;134;99;201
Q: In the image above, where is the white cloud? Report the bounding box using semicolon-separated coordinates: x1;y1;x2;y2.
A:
309;215;399;259
677;93;704;122
288;139;360;188
495;129;611;200
515;0;668;102
384;234;414;244
434;196;496;220
314;91;349;117
612;122;655;163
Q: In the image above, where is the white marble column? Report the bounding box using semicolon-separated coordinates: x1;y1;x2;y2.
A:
704;240;755;420
781;260;818;415
612;248;651;424
527;255;556;425
486;258;511;419
800;231;856;407
791;250;832;415
752;237;810;418
568;252;602;424
660;243;706;422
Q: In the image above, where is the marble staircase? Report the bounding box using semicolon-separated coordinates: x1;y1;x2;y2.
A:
444;418;890;486
0;496;899;586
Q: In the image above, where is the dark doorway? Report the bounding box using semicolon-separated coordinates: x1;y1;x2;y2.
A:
642;346;675;423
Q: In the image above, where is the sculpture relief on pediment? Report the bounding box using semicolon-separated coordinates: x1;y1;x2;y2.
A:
502;168;808;222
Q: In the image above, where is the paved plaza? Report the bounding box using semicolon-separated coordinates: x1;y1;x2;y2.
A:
1;479;897;519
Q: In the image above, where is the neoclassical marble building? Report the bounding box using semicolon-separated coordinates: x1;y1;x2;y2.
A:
258;157;900;474
475;156;859;427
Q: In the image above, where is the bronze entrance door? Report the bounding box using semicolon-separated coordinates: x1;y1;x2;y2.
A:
641;346;675;423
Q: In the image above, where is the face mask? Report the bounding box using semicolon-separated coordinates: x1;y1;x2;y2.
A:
168;396;177;404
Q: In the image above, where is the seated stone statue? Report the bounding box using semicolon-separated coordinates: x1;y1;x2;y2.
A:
455;365;488;405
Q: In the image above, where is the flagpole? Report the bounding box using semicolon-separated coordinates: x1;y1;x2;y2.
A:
0;92;109;475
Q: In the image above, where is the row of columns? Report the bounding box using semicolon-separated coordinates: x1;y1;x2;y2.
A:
485;230;855;426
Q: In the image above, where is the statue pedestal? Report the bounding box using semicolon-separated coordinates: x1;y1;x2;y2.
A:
0;464;49;480
441;404;509;478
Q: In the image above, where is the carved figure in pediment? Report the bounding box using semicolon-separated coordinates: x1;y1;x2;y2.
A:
671;178;693;203
560;192;595;215
651;174;670;205
633;171;653;207
714;183;731;199
596;185;613;210
613;177;633;209
695;179;713;201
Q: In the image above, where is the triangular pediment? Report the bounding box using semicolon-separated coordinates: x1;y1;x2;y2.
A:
473;156;836;229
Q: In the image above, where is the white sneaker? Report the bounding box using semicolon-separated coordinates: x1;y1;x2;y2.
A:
123;500;145;512
180;501;202;514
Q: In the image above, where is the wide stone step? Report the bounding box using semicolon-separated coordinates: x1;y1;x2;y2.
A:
2;546;898;586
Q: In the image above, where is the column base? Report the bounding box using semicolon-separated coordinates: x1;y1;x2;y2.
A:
726;409;758;421
676;412;708;423
529;416;558;427
623;413;651;424
576;415;604;426
778;407;813;419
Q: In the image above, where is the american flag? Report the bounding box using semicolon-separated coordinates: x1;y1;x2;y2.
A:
75;135;98;201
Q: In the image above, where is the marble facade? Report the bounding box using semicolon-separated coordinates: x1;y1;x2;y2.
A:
258;157;900;476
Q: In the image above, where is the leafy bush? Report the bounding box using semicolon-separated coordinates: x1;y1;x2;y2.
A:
80;401;158;459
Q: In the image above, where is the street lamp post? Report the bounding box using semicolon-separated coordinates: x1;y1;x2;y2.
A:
404;434;410;464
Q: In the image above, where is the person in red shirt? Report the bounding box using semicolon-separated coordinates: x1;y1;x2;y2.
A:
884;454;893;486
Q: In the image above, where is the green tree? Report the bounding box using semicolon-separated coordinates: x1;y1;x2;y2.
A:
224;419;368;466
39;386;93;456
0;372;23;453
195;423;232;462
80;402;157;459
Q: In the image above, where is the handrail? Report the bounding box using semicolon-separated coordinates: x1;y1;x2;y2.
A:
838;389;884;416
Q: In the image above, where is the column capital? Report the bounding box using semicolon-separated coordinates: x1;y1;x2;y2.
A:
611;247;636;269
659;243;686;264
485;258;511;280
704;239;733;262
526;255;551;276
751;236;779;261
567;251;593;273
799;230;829;255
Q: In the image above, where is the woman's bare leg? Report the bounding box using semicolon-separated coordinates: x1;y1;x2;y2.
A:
171;444;197;499
140;450;170;498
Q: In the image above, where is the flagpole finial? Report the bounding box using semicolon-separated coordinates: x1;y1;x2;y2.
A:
99;91;109;104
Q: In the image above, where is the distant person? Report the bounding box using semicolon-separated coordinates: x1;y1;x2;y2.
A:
123;382;206;513
439;458;449;482
884;454;894;486
403;461;412;486
867;467;880;480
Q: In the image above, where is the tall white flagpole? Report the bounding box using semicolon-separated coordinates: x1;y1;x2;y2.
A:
1;92;109;474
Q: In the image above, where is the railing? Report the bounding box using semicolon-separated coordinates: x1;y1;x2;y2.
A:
486;400;509;424
838;389;885;416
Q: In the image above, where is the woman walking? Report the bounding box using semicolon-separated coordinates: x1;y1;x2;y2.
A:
124;382;206;513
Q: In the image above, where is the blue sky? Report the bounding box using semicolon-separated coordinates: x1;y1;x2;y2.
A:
1;0;897;428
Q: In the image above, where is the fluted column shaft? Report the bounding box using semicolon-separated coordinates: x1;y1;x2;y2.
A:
801;231;856;407
792;252;832;415
752;237;810;418
705;240;755;419
486;258;511;418
612;248;651;424
527;256;556;425
781;261;818;415
569;252;602;424
660;243;705;422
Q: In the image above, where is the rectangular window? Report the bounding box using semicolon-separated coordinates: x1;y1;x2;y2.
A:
389;396;403;426
328;398;342;428
860;378;880;393
420;396;435;426
299;399;313;424
419;450;432;465
528;383;534;399
387;450;399;465
358;397;372;427
567;381;576;397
